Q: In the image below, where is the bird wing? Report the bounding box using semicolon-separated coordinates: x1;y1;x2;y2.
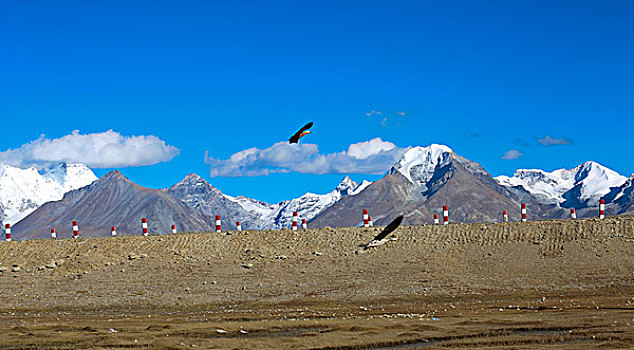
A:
289;122;314;143
371;215;404;241
297;121;313;134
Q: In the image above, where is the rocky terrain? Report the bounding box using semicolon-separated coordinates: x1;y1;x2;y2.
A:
0;216;633;348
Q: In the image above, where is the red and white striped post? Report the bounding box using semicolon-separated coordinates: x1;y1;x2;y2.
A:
301;218;307;230
72;220;79;238
570;208;577;220
521;203;527;222
443;205;449;225
369;216;374;227
236;221;242;231
171;224;177;234
4;224;11;242
141;218;148;236
215;215;222;233
503;210;508;222
51;228;56;239
599;199;605;219
292;211;298;231
111;226;117;236
433;214;439;225
363;209;369;227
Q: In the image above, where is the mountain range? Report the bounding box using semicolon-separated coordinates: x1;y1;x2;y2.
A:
494;161;626;208
0;163;97;224
165;173;369;230
310;144;566;227
14;171;215;239
312;145;634;227
223;176;370;229
4;144;634;238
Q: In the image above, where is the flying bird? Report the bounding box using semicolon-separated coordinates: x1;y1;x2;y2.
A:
364;215;404;249
289;122;313;144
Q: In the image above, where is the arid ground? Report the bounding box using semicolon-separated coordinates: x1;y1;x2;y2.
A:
1;217;633;349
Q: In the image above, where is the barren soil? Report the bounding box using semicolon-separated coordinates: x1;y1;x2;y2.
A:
1;217;634;349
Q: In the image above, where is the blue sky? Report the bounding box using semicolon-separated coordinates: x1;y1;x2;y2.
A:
1;1;633;203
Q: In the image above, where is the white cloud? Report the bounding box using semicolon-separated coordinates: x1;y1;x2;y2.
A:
538;135;572;146
346;138;396;159
0;130;180;168
205;138;408;177
501;149;523;160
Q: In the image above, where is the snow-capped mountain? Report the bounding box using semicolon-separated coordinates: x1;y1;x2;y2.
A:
166;174;371;230
610;174;634;203
387;144;491;199
7;145;634;237
311;144;565;227
0;163;98;224
495;161;627;208
225;175;370;229
391;144;454;185
604;173;634;215
224;196;278;226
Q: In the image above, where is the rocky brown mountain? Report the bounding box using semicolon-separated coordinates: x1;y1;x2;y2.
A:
13;171;214;239
310;145;566;227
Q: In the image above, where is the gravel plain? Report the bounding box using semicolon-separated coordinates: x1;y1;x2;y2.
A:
0;217;633;349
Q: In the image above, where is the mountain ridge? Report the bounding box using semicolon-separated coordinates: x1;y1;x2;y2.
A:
310;145;567;227
0;162;97;224
495;161;627;208
13;170;214;239
6;145;634;237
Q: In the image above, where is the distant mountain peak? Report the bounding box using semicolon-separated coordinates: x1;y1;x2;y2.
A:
170;174;222;194
0;163;97;224
495;161;626;207
575;160;621;181
172;173;210;187
335;175;358;194
184;173;204;181
102;170;128;181
340;175;354;185
215;175;373;229
390;144;454;184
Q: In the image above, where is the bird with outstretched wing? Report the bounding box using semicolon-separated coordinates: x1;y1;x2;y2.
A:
289;122;313;144
364;215;404;249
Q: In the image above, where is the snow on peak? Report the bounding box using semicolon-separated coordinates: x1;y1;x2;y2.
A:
0;163;98;224
335;175;358;195
494;161;626;205
175;173;208;187
573;161;626;203
390;144;454;184
225;175;372;229
39;163;97;192
494;168;576;204
351;180;372;195
274;176;370;226
612;173;634;202
184;173;203;181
